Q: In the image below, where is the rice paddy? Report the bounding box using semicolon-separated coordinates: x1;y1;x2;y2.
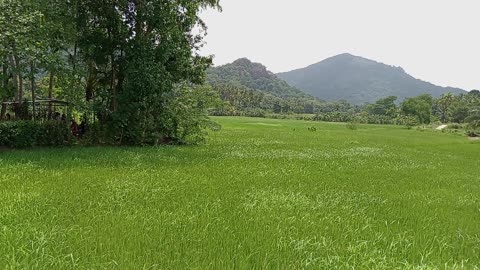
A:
0;117;479;269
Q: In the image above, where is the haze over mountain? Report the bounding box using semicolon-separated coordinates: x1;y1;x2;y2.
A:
277;53;466;104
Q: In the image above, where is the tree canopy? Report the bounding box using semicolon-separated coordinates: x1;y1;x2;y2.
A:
0;0;221;145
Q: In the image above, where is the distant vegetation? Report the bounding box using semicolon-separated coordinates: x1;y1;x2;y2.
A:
277;53;466;104
207;58;326;116
207;58;480;136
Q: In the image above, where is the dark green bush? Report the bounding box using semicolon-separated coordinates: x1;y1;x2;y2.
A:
0;122;16;147
39;121;74;146
0;121;40;148
0;121;73;148
81;122;111;146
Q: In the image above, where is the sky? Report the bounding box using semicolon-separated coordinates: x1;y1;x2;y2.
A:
200;0;479;90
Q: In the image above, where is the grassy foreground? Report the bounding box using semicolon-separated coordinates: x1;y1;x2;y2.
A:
0;117;479;269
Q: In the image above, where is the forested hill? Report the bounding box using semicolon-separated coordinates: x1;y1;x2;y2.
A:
207;58;311;98
277;53;466;104
206;58;328;115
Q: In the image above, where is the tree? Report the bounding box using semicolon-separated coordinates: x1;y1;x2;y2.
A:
466;114;480;131
434;93;455;123
0;0;52;119
0;0;222;145
99;0;221;144
366;96;397;117
450;103;470;123
470;90;480;97
401;94;433;125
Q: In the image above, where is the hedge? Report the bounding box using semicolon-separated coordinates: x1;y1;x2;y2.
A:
0;121;73;148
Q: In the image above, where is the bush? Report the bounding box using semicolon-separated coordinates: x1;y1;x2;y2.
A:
466;130;479;137
346;121;358;130
0;121;73;148
0;122;17;147
397;115;418;129
81;122;112;146
39;121;75;146
447;123;463;130
243;108;266;118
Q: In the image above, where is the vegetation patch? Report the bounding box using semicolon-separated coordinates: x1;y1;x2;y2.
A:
1;117;479;268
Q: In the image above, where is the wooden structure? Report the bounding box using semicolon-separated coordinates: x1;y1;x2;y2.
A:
1;98;71;121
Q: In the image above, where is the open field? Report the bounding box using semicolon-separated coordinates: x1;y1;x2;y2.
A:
0;117;479;269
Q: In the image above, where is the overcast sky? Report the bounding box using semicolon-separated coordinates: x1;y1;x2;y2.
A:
200;0;479;90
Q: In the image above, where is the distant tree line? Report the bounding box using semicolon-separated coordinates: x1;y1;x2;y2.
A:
209;81;480;134
209;84;328;117
361;91;480;127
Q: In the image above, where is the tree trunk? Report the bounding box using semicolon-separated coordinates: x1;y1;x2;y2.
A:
110;55;117;112
8;54;22;119
8;55;19;101
13;53;23;103
72;42;77;71
85;60;96;101
0;98;6;121
30;62;36;121
48;70;55;119
1;61;7;120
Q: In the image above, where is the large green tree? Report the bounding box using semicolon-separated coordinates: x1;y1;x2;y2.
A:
0;0;222;145
401;94;434;125
366;96;398;117
70;0;221;144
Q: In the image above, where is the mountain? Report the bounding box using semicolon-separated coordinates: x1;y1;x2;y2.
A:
207;58;312;99
206;58;329;115
277;53;466;104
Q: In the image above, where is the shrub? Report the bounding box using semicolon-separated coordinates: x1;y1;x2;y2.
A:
465;115;480;131
39;121;74;146
466;130;479;137
243;109;266;118
447;123;463;130
0;121;73;148
397;115;418;129
81;122;112;146
0;121;40;148
0;122;16;147
346;121;358;130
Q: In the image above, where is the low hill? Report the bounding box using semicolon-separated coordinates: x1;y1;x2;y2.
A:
277;53;466;104
207;58;312;99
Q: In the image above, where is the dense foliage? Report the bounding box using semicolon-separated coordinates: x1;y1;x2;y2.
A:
0;120;72;148
0;0;221;147
343;92;479;131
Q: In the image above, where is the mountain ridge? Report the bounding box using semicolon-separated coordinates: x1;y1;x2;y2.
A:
207;58;316;99
276;53;466;104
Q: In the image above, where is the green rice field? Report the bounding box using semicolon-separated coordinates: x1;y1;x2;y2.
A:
0;117;479;269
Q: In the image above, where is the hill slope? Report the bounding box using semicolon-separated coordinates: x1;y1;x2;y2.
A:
277;53;466;104
207;58;311;99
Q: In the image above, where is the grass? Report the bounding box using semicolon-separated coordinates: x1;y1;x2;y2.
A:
0;117;479;269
